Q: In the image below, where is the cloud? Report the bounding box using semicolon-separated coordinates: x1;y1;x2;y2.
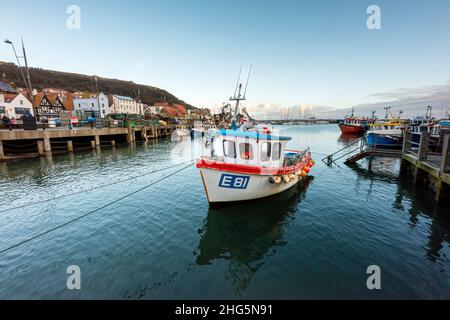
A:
352;81;450;118
208;80;450;119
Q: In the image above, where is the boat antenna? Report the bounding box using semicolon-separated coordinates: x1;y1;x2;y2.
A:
243;64;252;99
233;66;243;99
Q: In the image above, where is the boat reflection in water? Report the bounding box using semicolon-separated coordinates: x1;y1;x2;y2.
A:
338;133;363;148
196;177;314;294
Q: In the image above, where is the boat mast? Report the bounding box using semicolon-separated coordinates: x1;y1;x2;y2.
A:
229;65;252;125
426;105;432;120
384;106;391;119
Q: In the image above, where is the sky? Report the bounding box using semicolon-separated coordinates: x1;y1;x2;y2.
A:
0;0;450;118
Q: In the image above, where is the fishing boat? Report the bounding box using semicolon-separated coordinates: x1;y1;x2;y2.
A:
171;127;190;141
338;109;369;134
190;121;208;138
409;106;440;143
366;108;407;148
196;69;314;205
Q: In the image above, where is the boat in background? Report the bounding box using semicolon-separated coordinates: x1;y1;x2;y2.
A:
190;121;206;138
196;68;314;205
338;109;369;134
366;107;407;149
409;106;440;143
171;127;190;141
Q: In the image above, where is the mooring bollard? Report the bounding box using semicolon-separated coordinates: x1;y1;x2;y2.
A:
67;141;74;152
0;141;4;160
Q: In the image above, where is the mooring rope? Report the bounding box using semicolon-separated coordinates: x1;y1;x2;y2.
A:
0;161;194;255
0;160;194;214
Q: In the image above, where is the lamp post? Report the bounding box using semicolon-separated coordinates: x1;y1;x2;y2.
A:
4;38;33;100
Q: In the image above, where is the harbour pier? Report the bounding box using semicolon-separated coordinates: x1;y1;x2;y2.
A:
322;131;450;203
0;124;181;161
401;131;450;202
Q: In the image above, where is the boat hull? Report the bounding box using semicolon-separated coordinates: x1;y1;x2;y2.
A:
199;168;301;204
190;129;205;138
339;124;367;134
366;132;403;149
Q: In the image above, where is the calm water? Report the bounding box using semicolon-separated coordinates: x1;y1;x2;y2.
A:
0;124;449;299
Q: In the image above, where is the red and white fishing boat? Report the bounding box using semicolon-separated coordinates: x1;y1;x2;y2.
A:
338;109;369;134
196;70;314;205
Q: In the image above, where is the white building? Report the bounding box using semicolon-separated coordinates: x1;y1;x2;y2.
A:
0;93;34;119
109;95;138;114
73;93;110;118
137;102;149;115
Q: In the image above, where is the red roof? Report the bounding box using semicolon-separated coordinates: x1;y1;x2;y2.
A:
173;104;187;116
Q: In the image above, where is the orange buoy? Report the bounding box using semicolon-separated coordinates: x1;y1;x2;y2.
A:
304;166;310;173
301;170;307;177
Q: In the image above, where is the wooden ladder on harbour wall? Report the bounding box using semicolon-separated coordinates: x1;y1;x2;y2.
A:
322;136;402;166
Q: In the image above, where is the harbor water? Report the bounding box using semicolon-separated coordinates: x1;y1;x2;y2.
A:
0;124;449;299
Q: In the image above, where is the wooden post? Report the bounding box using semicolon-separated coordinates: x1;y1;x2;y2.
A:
111;140;116;147
141;127;148;141
91;140;96;149
402;130;412;154
43;133;52;154
37;141;44;156
418;132;430;161
440;134;450;174
67;140;74;152
95;135;100;146
0;141;4;160
127;127;135;143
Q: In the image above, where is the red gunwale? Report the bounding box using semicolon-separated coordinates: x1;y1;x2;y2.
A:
196;157;310;176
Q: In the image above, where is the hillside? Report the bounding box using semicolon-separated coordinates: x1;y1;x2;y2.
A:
0;61;196;109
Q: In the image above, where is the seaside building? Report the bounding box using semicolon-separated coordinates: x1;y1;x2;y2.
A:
109;95;138;114
136;101;148;116
73;92;110;118
32;93;72;121
0;93;33;119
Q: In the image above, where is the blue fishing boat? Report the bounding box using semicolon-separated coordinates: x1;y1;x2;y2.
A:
366;107;407;149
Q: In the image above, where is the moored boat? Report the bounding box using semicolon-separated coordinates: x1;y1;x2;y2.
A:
196;70;314;205
196;128;313;204
171;128;190;141
366;117;407;149
338;109;368;134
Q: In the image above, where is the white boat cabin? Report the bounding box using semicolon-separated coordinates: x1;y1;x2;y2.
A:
204;129;292;168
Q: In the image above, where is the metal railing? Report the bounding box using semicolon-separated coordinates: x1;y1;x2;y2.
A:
322;137;367;166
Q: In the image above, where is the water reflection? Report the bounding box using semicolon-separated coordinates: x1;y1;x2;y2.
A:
347;163;450;266
395;175;450;264
337;133;363;148
196;178;313;294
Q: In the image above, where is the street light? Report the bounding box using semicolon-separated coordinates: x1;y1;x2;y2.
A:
4;38;33;100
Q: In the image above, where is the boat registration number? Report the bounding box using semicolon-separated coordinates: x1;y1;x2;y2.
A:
219;174;250;189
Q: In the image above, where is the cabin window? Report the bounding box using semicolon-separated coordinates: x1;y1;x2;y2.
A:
239;143;254;160
223;140;236;158
261;142;271;162
272;142;282;161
